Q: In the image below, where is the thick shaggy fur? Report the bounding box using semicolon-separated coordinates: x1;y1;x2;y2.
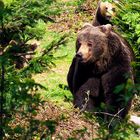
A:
67;24;135;119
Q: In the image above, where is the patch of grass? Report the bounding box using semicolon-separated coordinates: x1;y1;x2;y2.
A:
33;26;76;107
32;0;81;108
43;36;76;107
57;0;86;7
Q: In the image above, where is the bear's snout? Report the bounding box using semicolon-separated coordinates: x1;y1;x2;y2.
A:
76;52;83;59
76;44;92;62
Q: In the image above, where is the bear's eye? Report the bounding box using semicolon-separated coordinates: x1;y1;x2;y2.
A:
105;7;108;10
87;43;92;47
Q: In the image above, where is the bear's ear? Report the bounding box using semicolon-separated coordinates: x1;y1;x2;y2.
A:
82;23;93;28
78;23;92;33
99;24;112;35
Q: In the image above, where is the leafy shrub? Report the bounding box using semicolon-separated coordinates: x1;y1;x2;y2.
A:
0;0;67;139
112;0;140;83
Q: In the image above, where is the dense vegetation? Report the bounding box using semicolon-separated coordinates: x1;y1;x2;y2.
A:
0;0;140;139
112;0;140;113
113;0;140;81
0;0;67;139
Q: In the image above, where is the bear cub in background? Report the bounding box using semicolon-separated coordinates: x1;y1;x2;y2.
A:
92;1;116;26
67;24;135;119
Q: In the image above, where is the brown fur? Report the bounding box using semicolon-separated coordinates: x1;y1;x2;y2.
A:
67;24;135;119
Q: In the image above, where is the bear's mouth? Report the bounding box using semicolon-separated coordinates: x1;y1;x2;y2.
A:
76;51;93;63
76;56;86;63
75;55;86;63
106;15;112;20
76;55;93;63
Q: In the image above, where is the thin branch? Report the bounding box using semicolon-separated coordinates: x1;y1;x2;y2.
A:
14;52;35;56
93;111;121;118
108;108;124;128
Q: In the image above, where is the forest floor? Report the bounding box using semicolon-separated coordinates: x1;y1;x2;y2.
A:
9;0;140;139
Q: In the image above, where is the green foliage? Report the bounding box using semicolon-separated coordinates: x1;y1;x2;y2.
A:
113;1;140;52
25;19;46;40
46;120;58;135
1;0;140;139
63;0;86;7
96;121;139;140
0;0;67;139
0;0;61;46
112;0;140;93
109;123;139;140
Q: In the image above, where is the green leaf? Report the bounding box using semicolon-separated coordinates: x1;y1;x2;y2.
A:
114;84;125;94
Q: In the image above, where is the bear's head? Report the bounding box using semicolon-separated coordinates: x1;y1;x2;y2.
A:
76;24;113;63
98;1;116;21
93;1;118;26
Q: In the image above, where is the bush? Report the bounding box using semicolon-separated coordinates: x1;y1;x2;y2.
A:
0;0;67;139
112;0;140;92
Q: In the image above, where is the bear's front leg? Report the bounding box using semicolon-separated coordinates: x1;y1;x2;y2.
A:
73;77;101;112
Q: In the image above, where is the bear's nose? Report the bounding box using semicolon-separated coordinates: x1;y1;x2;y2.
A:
76;52;83;59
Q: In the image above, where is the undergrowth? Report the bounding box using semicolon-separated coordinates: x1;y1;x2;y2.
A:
0;0;140;139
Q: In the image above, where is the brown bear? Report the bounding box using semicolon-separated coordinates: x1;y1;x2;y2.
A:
67;24;135;119
92;1;116;26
